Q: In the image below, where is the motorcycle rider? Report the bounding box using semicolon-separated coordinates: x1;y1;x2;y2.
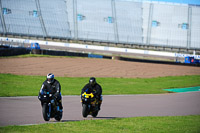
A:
38;73;63;111
81;77;102;110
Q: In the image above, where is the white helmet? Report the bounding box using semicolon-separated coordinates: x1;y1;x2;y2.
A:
47;73;54;84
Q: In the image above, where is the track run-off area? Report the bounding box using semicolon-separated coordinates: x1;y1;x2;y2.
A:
1;57;200;126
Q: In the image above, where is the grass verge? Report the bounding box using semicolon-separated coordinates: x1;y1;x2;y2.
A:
0;73;200;97
0;115;199;133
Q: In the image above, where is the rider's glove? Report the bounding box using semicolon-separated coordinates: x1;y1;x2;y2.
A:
38;95;41;100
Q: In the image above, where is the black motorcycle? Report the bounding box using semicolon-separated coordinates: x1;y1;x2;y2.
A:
81;92;99;118
40;91;62;121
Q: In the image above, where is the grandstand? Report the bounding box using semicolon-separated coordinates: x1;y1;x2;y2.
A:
0;0;200;53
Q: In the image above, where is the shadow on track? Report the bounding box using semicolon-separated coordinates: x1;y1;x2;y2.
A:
60;117;117;122
61;120;80;122
94;117;117;119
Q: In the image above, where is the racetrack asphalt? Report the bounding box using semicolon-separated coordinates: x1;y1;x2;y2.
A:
0;92;200;127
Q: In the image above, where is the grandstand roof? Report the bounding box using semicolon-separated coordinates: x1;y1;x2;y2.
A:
145;0;200;5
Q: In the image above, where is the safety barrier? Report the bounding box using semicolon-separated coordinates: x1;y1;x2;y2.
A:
1;37;200;59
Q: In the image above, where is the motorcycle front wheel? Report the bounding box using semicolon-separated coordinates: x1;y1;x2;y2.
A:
92;111;98;117
42;103;50;121
55;111;62;121
82;104;89;118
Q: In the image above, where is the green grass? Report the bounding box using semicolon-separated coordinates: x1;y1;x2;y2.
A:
0;73;200;97
0;115;199;133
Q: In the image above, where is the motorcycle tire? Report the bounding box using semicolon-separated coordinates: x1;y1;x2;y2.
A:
82;104;89;118
92;111;98;117
55;111;62;121
42;104;50;121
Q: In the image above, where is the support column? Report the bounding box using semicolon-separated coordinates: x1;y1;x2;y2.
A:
35;0;48;37
146;3;153;46
73;0;78;40
111;0;119;43
0;0;7;34
187;6;192;49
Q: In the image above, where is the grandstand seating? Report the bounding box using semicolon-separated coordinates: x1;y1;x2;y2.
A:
0;0;200;50
149;4;188;48
115;1;143;44
2;0;43;36
73;0;115;42
191;6;200;49
39;0;71;38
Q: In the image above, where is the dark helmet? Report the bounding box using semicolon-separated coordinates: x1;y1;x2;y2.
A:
47;73;54;84
89;77;96;87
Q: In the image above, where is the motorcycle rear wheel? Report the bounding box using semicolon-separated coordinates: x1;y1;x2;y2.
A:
42;104;50;121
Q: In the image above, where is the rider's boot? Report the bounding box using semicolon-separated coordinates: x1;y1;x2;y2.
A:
98;100;102;110
58;100;63;112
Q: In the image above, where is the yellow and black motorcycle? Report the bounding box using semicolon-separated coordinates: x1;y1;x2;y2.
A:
81;92;99;118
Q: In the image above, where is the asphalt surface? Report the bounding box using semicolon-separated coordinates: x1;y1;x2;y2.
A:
0;92;200;127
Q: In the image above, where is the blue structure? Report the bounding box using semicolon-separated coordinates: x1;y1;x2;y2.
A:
185;56;200;64
31;43;40;50
88;54;103;59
